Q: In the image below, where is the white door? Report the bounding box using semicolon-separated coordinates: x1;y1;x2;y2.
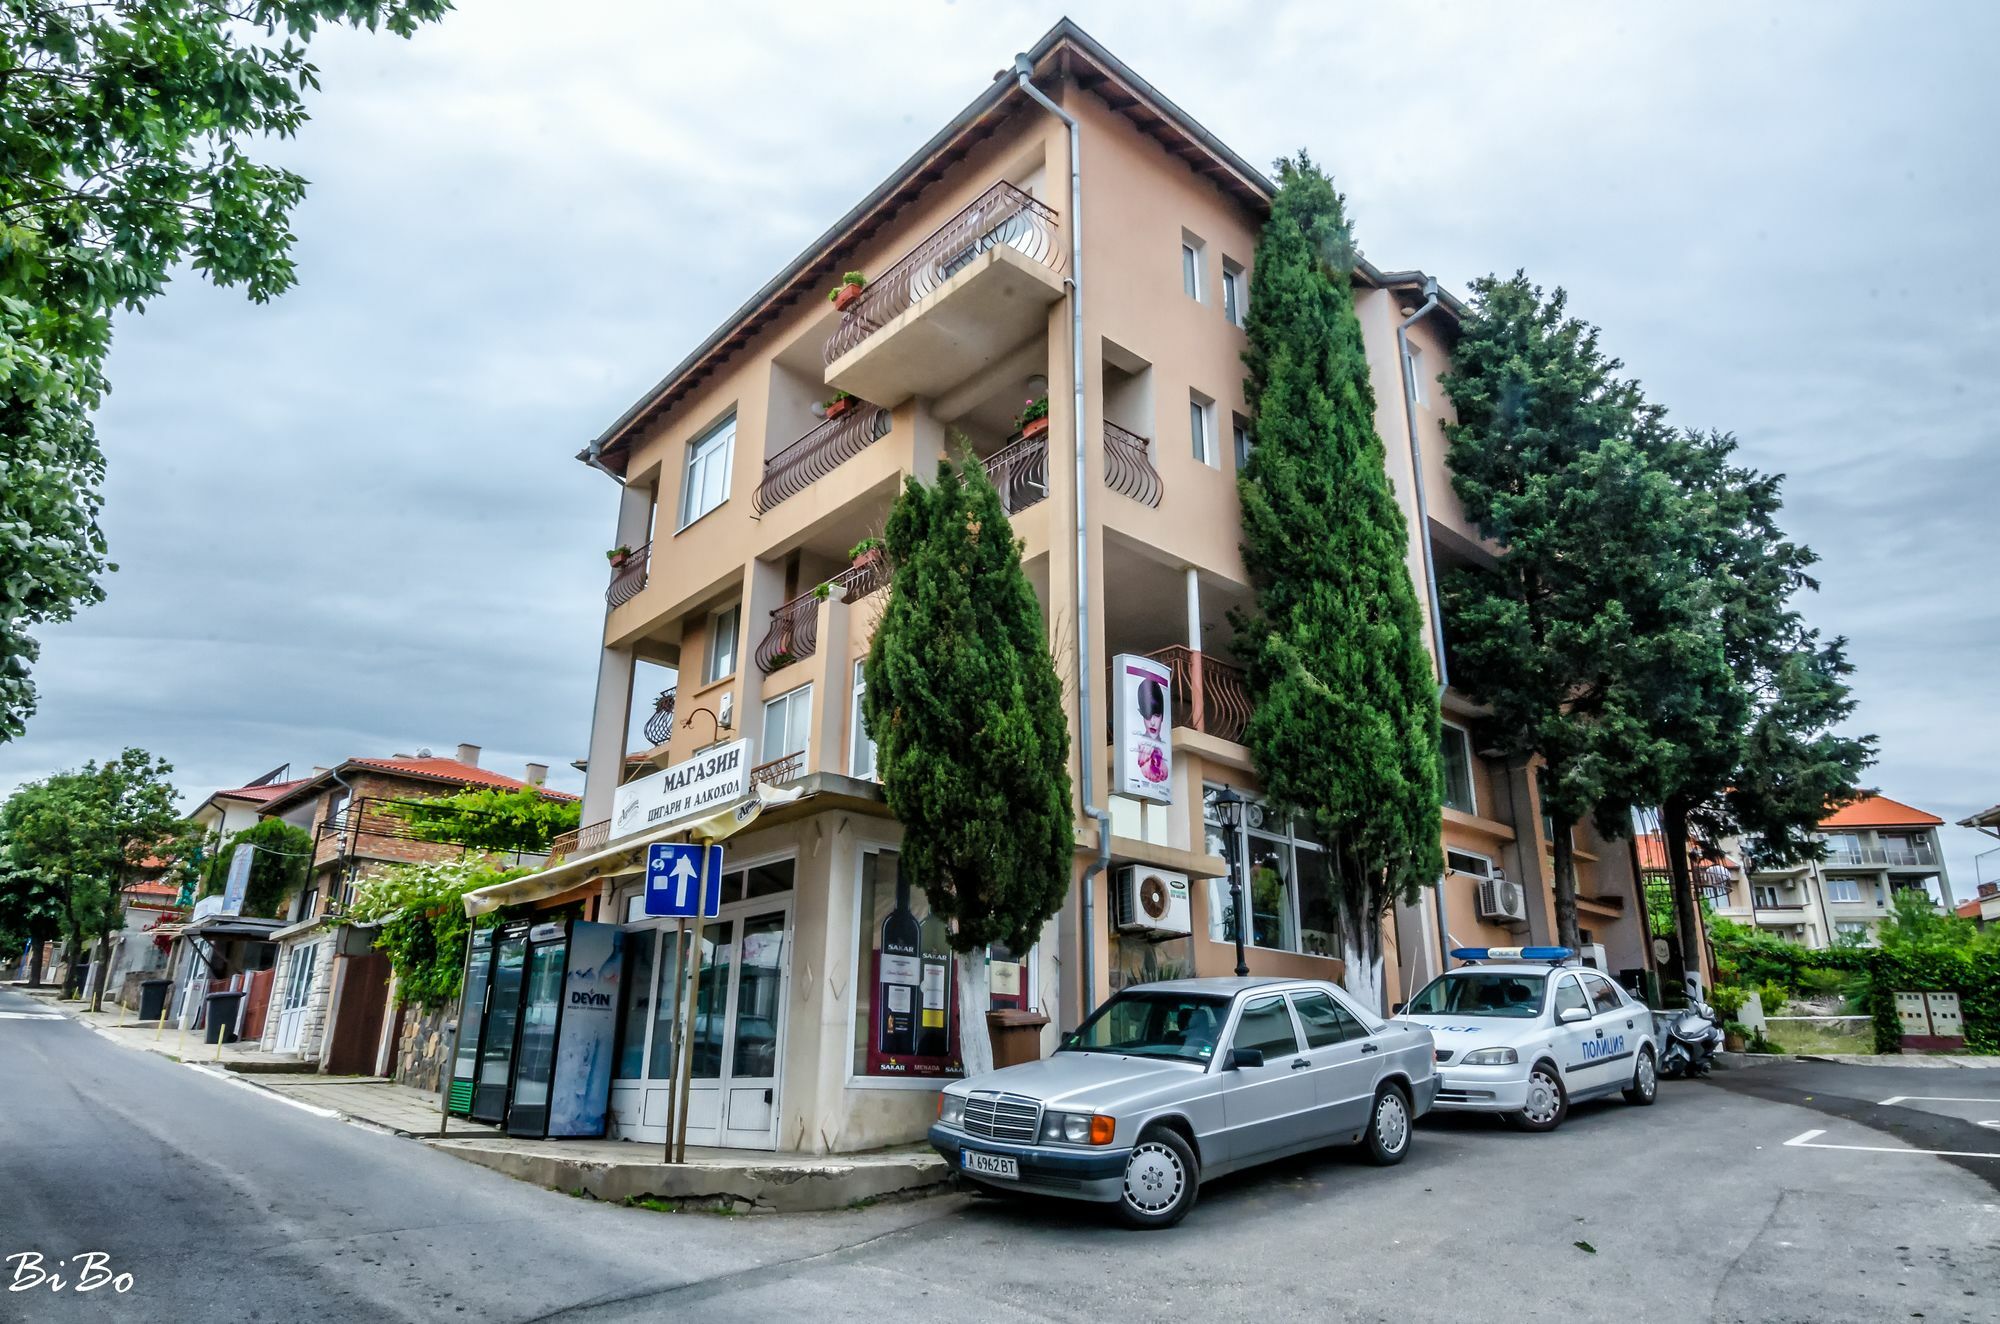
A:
273;943;317;1054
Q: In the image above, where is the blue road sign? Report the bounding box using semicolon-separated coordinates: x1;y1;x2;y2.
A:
644;843;724;918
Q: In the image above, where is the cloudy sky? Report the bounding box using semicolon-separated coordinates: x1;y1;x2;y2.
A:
8;2;1997;891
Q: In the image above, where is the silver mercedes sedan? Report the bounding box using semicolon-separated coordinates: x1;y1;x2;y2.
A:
928;976;1438;1227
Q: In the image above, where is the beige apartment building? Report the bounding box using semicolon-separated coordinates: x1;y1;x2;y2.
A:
1717;794;1953;948
506;21;1647;1155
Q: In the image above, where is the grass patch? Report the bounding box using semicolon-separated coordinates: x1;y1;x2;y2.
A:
1765;1018;1875;1056
623;1196;679;1214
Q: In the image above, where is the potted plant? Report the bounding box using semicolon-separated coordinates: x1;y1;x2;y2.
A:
812;581;834;602
1013;395;1050;441
830;271;866;313
848;536;885;570
607;545;634;568
823;390;854;421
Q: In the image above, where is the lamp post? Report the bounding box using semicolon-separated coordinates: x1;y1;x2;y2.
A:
1210;785;1249;977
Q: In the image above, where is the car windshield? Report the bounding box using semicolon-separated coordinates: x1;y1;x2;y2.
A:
1060;991;1231;1063
1406;971;1548;1019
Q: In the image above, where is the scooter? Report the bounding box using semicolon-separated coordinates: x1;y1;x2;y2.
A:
1658;996;1724;1078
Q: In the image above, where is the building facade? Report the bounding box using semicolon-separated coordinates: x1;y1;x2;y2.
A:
519;21;1646;1155
1718;794;1953;948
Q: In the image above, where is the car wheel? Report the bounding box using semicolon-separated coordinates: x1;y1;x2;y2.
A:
1116;1126;1198;1229
1361;1084;1413;1166
1623;1047;1659;1106
1508;1062;1568;1132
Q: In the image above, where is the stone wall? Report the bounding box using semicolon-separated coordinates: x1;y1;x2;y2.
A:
394;1002;454;1094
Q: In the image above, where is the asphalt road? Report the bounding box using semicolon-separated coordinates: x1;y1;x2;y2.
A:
4;986;1996;1324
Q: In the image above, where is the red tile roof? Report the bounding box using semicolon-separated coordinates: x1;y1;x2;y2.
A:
1635;833;1738;873
215;778;308;804
1819;794;1943;829
1956;897;1982;919
345;757;578;800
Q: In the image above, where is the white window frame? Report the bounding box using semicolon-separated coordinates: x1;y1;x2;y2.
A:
1440;722;1477;815
1221;259;1245;326
1752;884;1783;908
849;659;877;781
1403;342;1426;405
760;683;812;767
703;604;739;686
678;414;736;530
1181;237;1203;302
1445;847;1495;879
1824;877;1864;904
1190;393;1217;468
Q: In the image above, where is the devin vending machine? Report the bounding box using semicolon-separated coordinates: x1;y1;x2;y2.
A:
505;919;622;1139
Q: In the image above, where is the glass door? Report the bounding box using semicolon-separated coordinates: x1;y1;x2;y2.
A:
274;942;316;1054
506;937;567;1136
717;910;787;1148
608;923;685;1142
472;929;526;1123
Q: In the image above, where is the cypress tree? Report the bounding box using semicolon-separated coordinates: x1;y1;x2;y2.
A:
863;451;1072;1074
1234;154;1442;1007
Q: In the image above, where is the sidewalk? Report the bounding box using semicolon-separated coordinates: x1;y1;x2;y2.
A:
65;1003;316;1073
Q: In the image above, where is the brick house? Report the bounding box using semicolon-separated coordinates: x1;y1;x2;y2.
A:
250;744;575;1076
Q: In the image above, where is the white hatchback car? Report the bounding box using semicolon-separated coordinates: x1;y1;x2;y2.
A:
1396;948;1658;1131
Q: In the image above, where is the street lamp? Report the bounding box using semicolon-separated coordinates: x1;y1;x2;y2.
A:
1210;785;1249;977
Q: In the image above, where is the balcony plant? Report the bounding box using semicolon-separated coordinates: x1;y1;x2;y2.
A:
607;545;634;568
830;271;867;313
823;390;854;421
1013;395;1049;441
812;581;833;602
848;536;886;570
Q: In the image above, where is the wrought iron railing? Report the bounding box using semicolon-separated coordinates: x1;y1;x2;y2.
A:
548;818;610;862
642;688;678;747
1147;645;1252;744
752;562;890;675
985;431;1049;515
606;542;650;606
824;181;1064;365
1103;421;1162;508
750;751;804;788
755;404;892;513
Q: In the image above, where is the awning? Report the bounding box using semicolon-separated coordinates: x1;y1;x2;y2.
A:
462;783;809;918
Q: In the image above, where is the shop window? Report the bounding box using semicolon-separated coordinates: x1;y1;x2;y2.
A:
1202;785;1336;958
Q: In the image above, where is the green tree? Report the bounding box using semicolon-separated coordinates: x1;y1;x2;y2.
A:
1233;154;1442;1006
0;0;449;739
379;784;581;855
349;857;519;1007
0;819;65;983
1441;274;1700;949
199;817;313;918
1875;886;1981;956
863;450;1072;1075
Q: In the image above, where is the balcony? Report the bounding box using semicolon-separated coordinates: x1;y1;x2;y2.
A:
1147;644;1252;744
1103;421;1162;508
986;428;1050;516
549;818;610;862
750;751;804;788
1881;839;1938;867
755;402;893;514
823;181;1066;405
606;542;650;606
753;559;890;674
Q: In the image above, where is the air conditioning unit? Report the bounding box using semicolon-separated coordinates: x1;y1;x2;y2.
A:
1114;866;1192;937
1577;943;1609;971
1476;876;1528;925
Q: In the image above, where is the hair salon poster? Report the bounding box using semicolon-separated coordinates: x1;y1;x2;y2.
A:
1113;652;1172;804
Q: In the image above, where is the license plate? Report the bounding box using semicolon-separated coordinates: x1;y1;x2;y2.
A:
961;1150;1019;1180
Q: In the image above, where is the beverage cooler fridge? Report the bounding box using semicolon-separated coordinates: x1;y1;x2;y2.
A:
446;918;622;1139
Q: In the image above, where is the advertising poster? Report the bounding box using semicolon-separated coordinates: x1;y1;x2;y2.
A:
610;740;750;843
219;843;255;916
549;922;622;1137
1113;652;1173;804
857;853;962;1078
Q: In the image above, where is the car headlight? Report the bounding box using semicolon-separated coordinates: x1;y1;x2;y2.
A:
1459;1047;1519;1066
1040;1111;1116;1145
938;1093;965;1127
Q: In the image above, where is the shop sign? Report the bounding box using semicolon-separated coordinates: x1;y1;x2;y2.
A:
611;740;750;842
1112;652;1172;804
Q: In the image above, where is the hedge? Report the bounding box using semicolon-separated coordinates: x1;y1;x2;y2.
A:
1864;949;2000;1055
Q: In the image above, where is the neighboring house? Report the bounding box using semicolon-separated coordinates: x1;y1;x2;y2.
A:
240;744;573;1075
1726;794;1954;949
1956;801;2000;929
477;20;1648;1157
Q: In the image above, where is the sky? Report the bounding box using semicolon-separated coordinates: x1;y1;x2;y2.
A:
6;2;1997;894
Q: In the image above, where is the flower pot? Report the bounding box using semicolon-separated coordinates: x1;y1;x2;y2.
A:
834;283;865;313
1019;415;1049;442
1723;1030;1746;1052
824;397;852;421
851;546;883;570
608;553;630;569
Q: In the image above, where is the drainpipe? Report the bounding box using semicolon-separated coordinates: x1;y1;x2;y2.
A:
583;437;626;485
1013;56;1109;1019
1396;279;1454;978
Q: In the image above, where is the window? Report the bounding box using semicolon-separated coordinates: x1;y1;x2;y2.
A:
1752;885;1783;908
1181;235;1203;301
1446;848;1494;880
853;850;1001;1079
1835;921;1871;940
1291;990;1367;1048
1203;785;1336;957
1190;393;1216;467
702;605;739;685
1403;342;1426;405
849;659;877;780
324;786;349;830
1232;995;1299;1058
1232;415;1253;470
1063;990;1228;1064
1440;723;1476;814
678;414;735;529
1221;259;1245;326
1825;878;1864;904
1553;975;1589;1019
761;684;812;766
1581;972;1624;1015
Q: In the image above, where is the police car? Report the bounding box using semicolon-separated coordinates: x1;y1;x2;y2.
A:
1395;948;1657;1132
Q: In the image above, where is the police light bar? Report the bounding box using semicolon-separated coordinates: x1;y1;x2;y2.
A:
1449;946;1574;963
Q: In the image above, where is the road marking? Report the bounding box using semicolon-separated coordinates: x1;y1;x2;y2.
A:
1878;1096;2000;1106
184;1064;342;1119
0;1010;63;1019
1784;1128;2000;1160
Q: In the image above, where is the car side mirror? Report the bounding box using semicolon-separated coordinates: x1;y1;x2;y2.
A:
1226;1047;1265;1070
1558;1006;1591;1024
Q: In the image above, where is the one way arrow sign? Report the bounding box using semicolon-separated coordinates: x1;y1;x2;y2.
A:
644;842;724;918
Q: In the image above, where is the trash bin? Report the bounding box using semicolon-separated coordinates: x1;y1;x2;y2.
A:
139;978;172;1023
203;990;247;1044
986;1009;1051;1069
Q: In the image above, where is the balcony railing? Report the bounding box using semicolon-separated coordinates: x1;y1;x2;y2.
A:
606;542;650;606
1103;421;1162;508
1822;846;1887;867
1147;644;1252;744
985;431;1049;515
753;561;890;674
548;818;610;862
755;403;892;513
824;181;1064;365
750;751;804;788
1881;840;1938;867
642;688;677;747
